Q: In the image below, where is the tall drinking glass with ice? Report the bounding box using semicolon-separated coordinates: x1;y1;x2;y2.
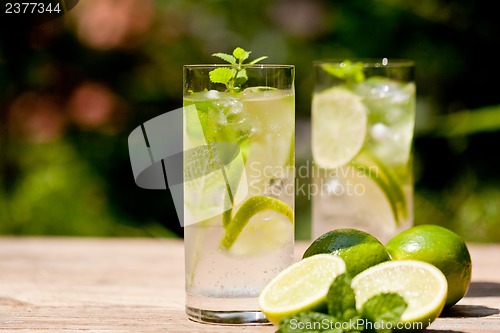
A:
183;48;295;324
311;59;415;242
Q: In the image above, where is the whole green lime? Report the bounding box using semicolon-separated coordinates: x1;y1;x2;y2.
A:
303;228;390;276
385;224;472;308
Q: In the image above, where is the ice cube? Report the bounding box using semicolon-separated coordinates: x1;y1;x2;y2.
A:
356;77;412;101
370;123;389;141
355;77;398;99
214;98;244;126
206;90;220;100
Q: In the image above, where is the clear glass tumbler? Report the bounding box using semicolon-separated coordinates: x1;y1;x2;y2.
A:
311;59;415;243
183;64;295;324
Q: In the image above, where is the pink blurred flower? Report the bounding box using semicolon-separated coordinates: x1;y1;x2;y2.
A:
68;82;117;129
72;0;153;50
8;92;66;143
268;0;327;38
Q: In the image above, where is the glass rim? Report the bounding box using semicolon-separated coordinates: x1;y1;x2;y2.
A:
313;58;414;68
184;64;295;70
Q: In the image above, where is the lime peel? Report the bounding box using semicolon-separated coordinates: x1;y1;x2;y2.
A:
303;228;390;276
220;195;293;250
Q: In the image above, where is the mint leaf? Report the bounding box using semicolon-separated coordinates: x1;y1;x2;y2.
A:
212;53;236;64
209;47;268;92
327;273;358;322
209;68;233;88
278;277;407;333
360;293;407;333
249;56;269;65
234;68;248;87
233;47;250;62
323;60;365;84
278;312;342;333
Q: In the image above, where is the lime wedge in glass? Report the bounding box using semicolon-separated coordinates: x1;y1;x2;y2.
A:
312;86;367;169
351;152;407;225
258;254;346;325
351;260;447;328
220;195;293;251
226;210;293;257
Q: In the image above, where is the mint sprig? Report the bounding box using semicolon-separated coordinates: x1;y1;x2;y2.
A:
278;273;407;333
209;47;268;92
322;60;365;85
360;293;408;333
327;274;359;323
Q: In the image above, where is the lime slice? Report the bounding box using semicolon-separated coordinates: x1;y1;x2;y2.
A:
351;152;407;225
351;260;447;328
220;195;293;250
227;210;293;257
312;86;367;168
258;254;346;325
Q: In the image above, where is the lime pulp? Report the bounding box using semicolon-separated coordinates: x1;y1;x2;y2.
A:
351;260;447;328
258;254;346;325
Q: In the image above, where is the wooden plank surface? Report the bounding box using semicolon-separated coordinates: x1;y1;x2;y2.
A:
0;237;499;332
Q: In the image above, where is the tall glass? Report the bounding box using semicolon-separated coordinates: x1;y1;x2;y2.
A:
183;65;295;324
311;59;415;243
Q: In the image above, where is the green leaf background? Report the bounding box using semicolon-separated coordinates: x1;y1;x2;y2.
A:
0;0;498;240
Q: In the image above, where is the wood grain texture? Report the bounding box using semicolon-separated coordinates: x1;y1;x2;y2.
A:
0;237;498;332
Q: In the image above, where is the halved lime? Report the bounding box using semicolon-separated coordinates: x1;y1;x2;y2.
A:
220;195;293;250
386;224;472;307
312;86;367;168
351;260;447;328
258;254;346;325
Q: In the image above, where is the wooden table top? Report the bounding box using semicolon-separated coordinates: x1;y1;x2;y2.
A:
0;237;499;332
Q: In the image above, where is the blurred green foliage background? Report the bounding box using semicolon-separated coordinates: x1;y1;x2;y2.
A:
0;0;499;241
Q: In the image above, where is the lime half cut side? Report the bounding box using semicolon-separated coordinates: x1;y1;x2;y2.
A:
351;260;447;328
258;254;346;325
220;195;293;251
312;86;368;169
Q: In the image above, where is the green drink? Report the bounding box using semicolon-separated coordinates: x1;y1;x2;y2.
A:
311;59;415;243
183;52;295;324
